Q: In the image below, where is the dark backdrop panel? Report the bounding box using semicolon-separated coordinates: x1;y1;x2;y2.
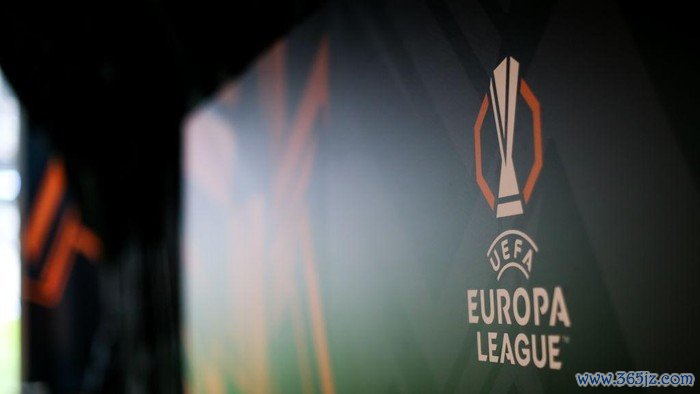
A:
184;1;699;392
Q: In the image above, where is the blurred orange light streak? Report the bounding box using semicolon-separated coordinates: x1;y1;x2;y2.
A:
22;158;102;307
23;158;66;262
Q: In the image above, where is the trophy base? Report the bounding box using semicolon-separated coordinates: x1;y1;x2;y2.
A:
496;199;523;218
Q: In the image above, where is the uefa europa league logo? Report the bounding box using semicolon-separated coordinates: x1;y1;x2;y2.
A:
474;57;543;218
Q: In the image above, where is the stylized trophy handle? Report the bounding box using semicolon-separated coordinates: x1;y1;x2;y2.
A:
489;57;524;218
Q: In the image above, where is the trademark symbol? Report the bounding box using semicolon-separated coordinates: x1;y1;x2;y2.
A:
562;336;570;344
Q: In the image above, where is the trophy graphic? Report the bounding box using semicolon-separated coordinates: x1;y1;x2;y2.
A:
489;57;523;218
